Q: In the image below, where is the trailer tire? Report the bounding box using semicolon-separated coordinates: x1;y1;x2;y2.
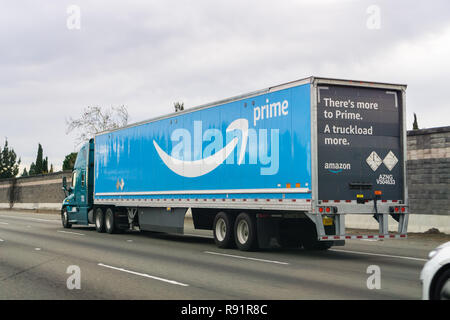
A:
61;208;72;229
105;208;116;234
234;213;258;251
95;208;105;233
213;212;235;249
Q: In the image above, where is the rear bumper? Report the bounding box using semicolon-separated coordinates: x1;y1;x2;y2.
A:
316;201;407;214
319;233;407;241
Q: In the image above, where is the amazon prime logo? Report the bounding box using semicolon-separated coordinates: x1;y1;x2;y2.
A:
153;118;279;178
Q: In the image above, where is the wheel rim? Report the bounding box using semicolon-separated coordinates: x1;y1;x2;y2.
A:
236;219;249;245
215;218;227;242
63;211;68;225
440;278;450;300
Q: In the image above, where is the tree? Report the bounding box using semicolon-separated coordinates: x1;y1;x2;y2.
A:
0;139;21;179
34;144;44;174
174;102;184;112
43;156;49;174
21;168;29;177
413;113;419;130
66;105;129;147
29;162;36;176
63;152;78;171
31;144;47;175
27;144;51;176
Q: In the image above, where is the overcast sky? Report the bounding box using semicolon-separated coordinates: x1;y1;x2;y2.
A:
1;0;449;172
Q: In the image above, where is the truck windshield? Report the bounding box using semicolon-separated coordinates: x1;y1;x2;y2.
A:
74;144;88;169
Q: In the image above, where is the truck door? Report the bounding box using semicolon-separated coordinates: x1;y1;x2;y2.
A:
72;144;89;224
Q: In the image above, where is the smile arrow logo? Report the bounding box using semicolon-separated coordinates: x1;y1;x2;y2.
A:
153;118;248;178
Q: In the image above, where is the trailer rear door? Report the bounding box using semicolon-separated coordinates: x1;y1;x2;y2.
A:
316;83;405;202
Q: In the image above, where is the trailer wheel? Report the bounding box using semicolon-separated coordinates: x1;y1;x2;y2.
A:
95;208;105;233
213;212;235;248
105;208;116;234
61;208;72;229
234;213;258;251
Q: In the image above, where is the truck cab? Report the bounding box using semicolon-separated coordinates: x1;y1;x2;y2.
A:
62;139;95;227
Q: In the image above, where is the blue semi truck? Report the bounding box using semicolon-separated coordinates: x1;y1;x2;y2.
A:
61;76;409;251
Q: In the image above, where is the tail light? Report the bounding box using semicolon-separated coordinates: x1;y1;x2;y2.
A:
318;206;337;214
390;206;407;213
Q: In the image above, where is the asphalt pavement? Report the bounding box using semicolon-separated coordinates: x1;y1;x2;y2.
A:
0;210;447;300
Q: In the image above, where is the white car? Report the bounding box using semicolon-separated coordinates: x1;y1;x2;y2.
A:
421;241;450;300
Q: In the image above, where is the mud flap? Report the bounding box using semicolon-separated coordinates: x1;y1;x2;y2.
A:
257;218;279;249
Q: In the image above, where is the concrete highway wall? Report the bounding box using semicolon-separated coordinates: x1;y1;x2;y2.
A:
0;171;71;211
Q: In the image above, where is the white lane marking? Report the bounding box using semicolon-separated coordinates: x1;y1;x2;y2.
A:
0;215;59;224
0;238;4;242
126;240;133;242
35;248;41;251
330;249;427;262
204;251;289;265
97;263;189;287
57;230;85;236
0;222;9;225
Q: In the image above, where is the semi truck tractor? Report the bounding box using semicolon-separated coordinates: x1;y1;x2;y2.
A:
61;76;409;251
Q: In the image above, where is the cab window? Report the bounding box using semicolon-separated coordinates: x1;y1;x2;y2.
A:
72;171;77;188
81;173;85;188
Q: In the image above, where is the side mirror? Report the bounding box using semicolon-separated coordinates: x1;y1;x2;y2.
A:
62;177;67;190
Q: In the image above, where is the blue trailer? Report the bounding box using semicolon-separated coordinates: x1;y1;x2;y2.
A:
62;76;409;251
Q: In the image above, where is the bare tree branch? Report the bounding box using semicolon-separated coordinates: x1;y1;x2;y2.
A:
66;105;130;147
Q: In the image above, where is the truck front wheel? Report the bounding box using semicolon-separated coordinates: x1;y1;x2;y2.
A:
213;212;235;248
234;213;258;251
61;208;72;229
95;208;105;233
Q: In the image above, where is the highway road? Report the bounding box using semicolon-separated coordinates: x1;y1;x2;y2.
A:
0;210;447;300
